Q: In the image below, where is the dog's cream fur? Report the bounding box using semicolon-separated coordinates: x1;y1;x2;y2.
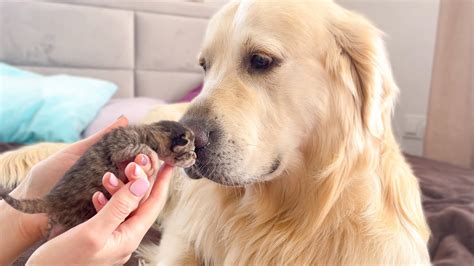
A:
0;143;67;189
0;0;430;264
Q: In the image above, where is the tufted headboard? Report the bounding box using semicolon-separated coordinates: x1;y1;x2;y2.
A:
0;0;219;101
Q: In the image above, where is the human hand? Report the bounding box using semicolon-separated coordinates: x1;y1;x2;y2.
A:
91;152;160;211
5;117;129;243
26;164;173;265
11;116;129;200
0;117;133;264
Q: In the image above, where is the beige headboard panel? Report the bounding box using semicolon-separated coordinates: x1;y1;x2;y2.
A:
0;0;218;101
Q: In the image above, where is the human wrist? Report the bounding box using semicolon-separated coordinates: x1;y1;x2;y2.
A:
4;180;47;238
0;199;43;264
1;197;46;239
0;189;48;249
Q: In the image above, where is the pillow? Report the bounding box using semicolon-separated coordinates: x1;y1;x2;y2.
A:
0;63;117;143
177;83;203;102
83;97;165;138
85;81;203;137
0;63;41;78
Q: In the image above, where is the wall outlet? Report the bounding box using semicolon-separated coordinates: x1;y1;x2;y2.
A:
403;115;426;140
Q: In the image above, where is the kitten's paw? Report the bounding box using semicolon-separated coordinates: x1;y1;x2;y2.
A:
169;130;196;168
156;121;196;168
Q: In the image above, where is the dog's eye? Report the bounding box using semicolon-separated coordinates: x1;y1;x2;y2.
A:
250;53;273;71
199;59;207;72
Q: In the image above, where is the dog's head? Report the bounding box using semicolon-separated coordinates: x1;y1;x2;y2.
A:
182;0;398;186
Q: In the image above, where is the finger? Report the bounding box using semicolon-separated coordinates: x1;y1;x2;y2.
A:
143;164;173;207
115;165;173;241
102;172;124;195
122;254;132;264
124;162;147;182
71;116;129;154
92;191;108;212
139;152;160;193
147;151;160;178
134;154;153;178
146;151;160;197
124;162;153;200
87;172;150;237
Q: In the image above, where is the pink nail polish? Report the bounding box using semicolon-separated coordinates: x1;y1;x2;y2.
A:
140;155;148;166
130;178;149;197
98;193;108;205
109;173;118;187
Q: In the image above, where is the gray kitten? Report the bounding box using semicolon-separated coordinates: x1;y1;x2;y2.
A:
0;120;196;237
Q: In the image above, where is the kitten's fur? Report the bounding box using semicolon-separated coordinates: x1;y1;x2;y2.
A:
0;121;195;236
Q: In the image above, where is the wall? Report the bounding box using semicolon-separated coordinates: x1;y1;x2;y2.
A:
337;0;440;155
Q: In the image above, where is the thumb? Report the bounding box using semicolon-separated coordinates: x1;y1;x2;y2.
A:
87;168;149;238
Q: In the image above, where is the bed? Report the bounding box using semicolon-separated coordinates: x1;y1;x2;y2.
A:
408;155;474;265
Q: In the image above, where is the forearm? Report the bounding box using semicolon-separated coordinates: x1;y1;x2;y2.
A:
0;191;46;264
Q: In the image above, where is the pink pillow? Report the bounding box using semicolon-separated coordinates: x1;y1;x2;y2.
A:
178;83;203;102
84;83;203;138
83;97;165;137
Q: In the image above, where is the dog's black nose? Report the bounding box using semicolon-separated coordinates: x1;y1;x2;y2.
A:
182;119;210;149
180;115;222;180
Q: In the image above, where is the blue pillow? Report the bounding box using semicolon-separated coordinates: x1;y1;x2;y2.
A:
0;63;117;143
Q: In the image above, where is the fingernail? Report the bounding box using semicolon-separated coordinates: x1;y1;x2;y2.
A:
129;178;149;197
140;155;148;166
97;192;108;205
134;163;143;177
108;173;118;187
117;114;125;120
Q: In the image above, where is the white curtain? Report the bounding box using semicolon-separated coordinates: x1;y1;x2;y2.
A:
424;0;473;169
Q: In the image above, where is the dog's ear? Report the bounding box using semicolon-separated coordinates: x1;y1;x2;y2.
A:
325;9;398;138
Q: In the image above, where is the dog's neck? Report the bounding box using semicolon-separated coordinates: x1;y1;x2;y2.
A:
240;126;428;243
241;128;390;231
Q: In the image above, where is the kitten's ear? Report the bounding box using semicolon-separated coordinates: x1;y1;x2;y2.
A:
325;8;399;138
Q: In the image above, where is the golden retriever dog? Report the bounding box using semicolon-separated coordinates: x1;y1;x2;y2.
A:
147;0;430;264
0;0;430;264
